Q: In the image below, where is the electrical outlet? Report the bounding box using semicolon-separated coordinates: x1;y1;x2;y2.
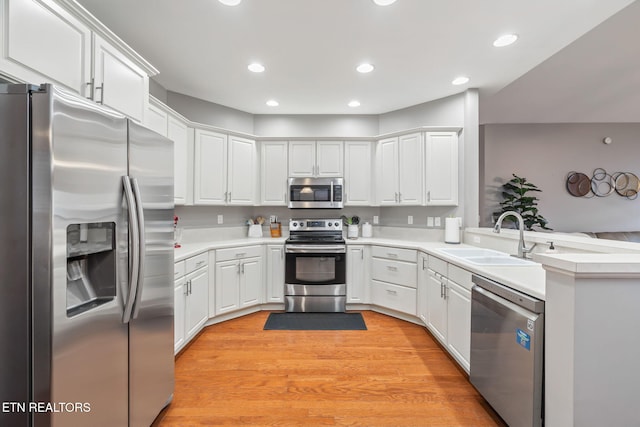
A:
408;215;413;225
427;217;434;227
473;235;481;244
217;214;223;225
373;215;379;225
434;217;441;227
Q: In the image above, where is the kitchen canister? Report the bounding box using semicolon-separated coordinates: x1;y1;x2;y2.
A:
347;224;359;239
361;222;373;238
444;217;461;244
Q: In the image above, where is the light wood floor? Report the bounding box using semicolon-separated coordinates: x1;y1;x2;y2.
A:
154;311;506;427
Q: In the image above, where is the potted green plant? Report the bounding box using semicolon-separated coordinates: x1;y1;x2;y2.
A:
494;174;552;231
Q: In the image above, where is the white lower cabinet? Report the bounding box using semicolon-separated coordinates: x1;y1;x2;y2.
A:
265;244;285;303
174;253;209;354
347;245;368;304
417;253;429;325
370;246;417;316
215;246;263;315
424;254;472;372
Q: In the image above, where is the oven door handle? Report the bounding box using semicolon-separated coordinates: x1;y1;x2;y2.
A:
285;245;346;254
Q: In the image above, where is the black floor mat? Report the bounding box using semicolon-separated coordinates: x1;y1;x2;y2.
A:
263;312;367;330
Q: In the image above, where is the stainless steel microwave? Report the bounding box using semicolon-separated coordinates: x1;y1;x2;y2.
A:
288;177;344;209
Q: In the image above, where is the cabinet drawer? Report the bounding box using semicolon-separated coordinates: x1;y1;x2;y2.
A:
174;260;185;279
371;280;417;315
185;252;208;274
371;257;417;288
216;245;262;262
428;255;447;277
371;246;416;263
448;264;473;291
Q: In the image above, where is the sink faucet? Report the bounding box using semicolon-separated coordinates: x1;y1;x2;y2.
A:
493;211;535;258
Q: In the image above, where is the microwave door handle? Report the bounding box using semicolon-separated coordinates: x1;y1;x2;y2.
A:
330;181;334;206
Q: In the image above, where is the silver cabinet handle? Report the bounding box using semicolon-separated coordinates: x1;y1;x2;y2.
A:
228;191;231;202
398;192;402;202
427;191;431;202
440;282;444;298
224;191;228;203
241;262;245;274
235;252;246;257
387;266;398;271
361;248;364;260
387;253;398;258
422;258;427;270
196;260;205;268
386;289;398;295
394;192;398;203
95;82;104;104
86;78;95;100
236;263;241;275
183;282;189;296
443;284;448;300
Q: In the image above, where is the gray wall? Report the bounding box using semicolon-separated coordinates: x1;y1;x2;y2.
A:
253;115;378;138
149;78;168;103
481;123;640;232
379;93;465;134
167;91;254;134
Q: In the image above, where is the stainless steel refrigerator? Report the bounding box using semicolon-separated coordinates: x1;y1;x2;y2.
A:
0;84;175;427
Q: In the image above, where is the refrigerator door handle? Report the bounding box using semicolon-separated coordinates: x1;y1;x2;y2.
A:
130;177;146;319
122;176;140;323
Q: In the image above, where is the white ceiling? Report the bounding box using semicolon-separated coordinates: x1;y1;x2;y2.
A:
75;0;636;116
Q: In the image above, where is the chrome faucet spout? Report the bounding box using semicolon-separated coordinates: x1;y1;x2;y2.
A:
493;211;532;258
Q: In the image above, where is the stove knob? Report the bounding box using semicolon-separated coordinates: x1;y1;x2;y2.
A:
300;222;305;227
292;222;298;227
334;222;340;227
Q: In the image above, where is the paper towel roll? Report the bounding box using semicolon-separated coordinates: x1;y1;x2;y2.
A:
444;217;461;244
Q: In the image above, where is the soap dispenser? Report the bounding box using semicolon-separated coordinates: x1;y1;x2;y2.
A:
545;241;558;254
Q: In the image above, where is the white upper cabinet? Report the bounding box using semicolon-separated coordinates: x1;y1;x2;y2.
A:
193;129;256;206
0;0;92;96
0;0;153;122
227;135;256;205
376;133;423;205
168;115;191;205
425;131;459;206
92;33;148;122
260;141;288;205
145;101;168;136
288;140;343;177
344;141;373;206
194;129;227;205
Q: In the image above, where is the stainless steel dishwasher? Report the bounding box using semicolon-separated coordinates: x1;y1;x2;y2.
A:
470;275;544;427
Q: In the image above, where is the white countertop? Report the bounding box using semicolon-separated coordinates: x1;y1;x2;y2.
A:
175;236;547;301
536;253;640;277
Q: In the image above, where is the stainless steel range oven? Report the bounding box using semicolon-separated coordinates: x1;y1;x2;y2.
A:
285;218;346;312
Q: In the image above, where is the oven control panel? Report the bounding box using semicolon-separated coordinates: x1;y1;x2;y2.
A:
289;219;343;231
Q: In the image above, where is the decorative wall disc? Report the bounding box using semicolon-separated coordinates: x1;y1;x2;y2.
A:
566;172;592;197
567;169;639;200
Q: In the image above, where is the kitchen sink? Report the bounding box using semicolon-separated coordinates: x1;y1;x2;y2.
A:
436;247;536;266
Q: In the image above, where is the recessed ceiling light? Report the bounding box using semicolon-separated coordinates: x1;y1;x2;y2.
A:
219;0;241;5
348;100;361;108
248;63;265;73
493;34;518;47
452;76;469;85
356;63;375;74
373;0;397;5
266;100;279;107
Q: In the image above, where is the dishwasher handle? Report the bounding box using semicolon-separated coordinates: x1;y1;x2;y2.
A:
472;274;544;313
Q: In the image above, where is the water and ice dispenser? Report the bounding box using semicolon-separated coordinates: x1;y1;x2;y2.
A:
66;222;116;317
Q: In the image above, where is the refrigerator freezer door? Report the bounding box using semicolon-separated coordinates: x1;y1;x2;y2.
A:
127;120;175;427
31;85;130;427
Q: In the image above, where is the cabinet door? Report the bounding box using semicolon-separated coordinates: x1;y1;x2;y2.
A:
215;260;240;314
173;277;186;353
186;267;209;338
376;137;399;205
265;245;285;303
0;0;92;96
446;279;471;372
288;141;316;177
168;116;190;205
145;102;168;136
194;129;227;205
426;269;447;344
398;133;423;205
93;33;148;122
240;257;262;308
347;245;367;303
316;141;343;177
344;141;372;205
417;254;428;325
227;136;256;205
425;132;458;206
260;141;288;205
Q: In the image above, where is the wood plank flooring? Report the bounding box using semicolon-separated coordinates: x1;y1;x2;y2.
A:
154;311;506;427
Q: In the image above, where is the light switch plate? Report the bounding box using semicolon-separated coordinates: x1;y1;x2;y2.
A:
408;215;413;225
434;217;441;227
427;217;434;227
373;215;379;225
217;214;223;224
